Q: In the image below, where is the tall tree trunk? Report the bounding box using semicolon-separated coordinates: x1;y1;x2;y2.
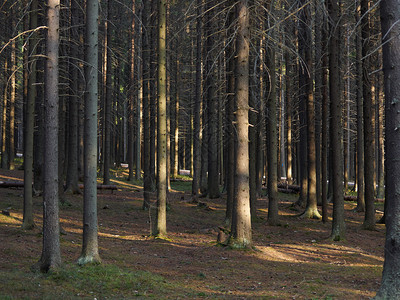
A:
23;0;38;230
78;0;101;265
266;45;279;225
205;0;220;199
361;0;375;230
127;0;135;181
296;0;308;208
103;0;112;185
375;0;400;296
192;0;202;197
229;0;252;249
65;0;81;194
355;1;365;212
300;0;320;219
154;0;167;238
328;0;345;240
224;0;235;225
9;16;16;171
321;13;329;223
142;0;151;209
36;0;61;272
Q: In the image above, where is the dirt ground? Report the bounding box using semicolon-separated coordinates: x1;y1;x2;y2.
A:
0;168;385;299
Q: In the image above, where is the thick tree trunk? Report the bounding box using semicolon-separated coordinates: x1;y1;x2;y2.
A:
229;0;252;249
78;0;101;265
375;0;400;296
36;0;62;272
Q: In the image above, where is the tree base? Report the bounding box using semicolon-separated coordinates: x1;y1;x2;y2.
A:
299;207;322;220
21;221;35;230
77;254;101;266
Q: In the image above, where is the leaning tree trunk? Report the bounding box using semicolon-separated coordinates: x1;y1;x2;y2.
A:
35;0;62;272
229;0;252;249
375;0;400;297
78;0;101;265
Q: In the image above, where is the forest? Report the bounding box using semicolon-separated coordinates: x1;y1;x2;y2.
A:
0;0;400;298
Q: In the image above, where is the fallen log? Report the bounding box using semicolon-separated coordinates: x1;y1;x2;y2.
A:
344;195;384;203
0;181;117;193
0;181;24;188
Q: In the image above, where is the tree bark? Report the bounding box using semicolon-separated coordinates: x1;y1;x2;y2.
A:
361;0;375;230
205;0;220;199
375;0;400;295
65;0;81;194
229;0;252;249
103;0;112;185
78;0;101;265
192;0;202;197
328;0;345;241
36;0;62;272
355;1;365;212
23;0;38;230
266;44;279;225
154;0;167;238
127;0;136;182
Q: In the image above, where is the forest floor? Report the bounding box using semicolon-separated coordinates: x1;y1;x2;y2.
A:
0;167;385;299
